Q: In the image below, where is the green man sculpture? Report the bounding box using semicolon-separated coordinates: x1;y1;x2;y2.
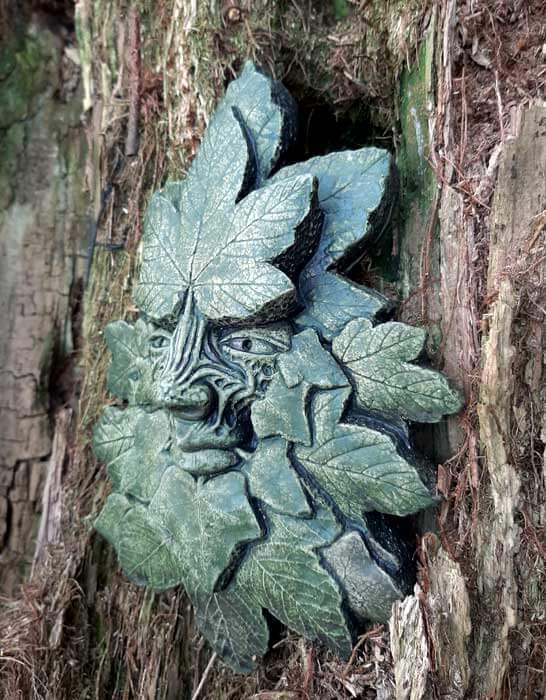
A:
93;62;461;673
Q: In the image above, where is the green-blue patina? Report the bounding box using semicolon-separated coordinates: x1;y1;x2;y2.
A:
93;62;461;673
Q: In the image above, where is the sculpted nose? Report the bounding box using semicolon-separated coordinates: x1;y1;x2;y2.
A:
164;383;214;421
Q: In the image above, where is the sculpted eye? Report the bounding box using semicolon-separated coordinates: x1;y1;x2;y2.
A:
149;334;170;350
221;335;286;356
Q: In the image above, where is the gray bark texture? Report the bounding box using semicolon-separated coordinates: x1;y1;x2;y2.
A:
0;16;87;595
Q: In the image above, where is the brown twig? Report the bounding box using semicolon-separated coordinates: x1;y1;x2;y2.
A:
342;626;382;677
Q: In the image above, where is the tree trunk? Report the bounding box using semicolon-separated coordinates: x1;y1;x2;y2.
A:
0;11;87;595
1;2;544;699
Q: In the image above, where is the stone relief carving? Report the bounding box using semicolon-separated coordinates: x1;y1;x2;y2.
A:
92;62;461;673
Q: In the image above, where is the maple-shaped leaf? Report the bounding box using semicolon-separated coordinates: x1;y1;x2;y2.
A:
193;584;270;674
276;328;348;389
238;506;352;658
250;375;310;444
93;406;140;489
93;407;172;502
134;104;319;323
332;319;462;422
95;494;183;590
223;61;297;183
295;388;435;517
271;147;393;268
251;328;348;444
157;102;255;230
243;437;311;517
103;319;166;403
269;148;393;339
322;530;403;623
296;272;389;341
94;493;131;548
149;468;262;599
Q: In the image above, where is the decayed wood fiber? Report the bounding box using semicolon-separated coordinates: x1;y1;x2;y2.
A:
390;535;471;699
392;106;546;700
387;0;546;693
390;590;430;700
0;23;86;595
475;106;546;699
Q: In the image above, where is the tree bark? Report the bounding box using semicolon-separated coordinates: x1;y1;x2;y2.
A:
0;14;87;595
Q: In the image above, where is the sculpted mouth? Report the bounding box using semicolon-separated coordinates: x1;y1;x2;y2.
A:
169;403;251;450
168;409;250;476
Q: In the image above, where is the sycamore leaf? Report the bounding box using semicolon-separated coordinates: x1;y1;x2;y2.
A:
149;469;262;598
93;407;171;502
251;329;348;445
93;407;140;489
103;319;157;402
322;530;403;623
134;105;318;323
98;467;262;596
238;506;352;658
296;389;435;517
243;437;311;516
223;61;296;183
332;319;462;422
133;102;254;320
251;374;310;444
297;272;389;341
192;175;317;321
117;503;183;589
95;494;182;590
270;148;393;337
193;584;269;674
271;147;393;268
276;328;348;389
156;103;255;238
94;493;131;548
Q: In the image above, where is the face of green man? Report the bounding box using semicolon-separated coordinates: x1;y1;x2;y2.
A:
115;301;292;464
93;62;461;674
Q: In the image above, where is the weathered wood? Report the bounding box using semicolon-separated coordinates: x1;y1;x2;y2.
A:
389;1;546;695
475;105;546;699
33;409;72;571
0;23;86;594
391;103;546;700
390;535;471;700
390;591;430;700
